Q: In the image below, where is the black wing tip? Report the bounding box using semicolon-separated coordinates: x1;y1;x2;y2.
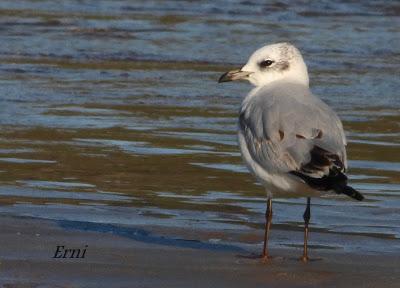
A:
289;170;365;201
340;185;365;201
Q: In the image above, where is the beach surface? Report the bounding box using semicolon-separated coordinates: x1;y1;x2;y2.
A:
0;215;399;288
0;1;399;287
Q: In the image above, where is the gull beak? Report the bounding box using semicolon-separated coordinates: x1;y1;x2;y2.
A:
218;69;252;83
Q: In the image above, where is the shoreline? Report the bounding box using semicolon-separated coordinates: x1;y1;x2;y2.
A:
0;215;399;287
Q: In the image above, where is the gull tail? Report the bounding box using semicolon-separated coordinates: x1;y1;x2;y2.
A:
290;168;365;201
333;184;364;201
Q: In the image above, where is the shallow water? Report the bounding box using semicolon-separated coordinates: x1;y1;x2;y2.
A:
0;0;399;253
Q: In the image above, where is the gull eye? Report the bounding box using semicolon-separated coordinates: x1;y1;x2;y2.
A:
259;59;274;68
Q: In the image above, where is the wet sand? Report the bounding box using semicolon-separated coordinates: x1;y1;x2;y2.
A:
0;216;398;288
0;0;399;266
0;1;399;287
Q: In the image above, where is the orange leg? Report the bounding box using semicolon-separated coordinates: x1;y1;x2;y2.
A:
300;197;311;262
262;198;273;259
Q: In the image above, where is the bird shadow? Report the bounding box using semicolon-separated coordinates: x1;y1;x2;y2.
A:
56;219;247;252
235;252;323;264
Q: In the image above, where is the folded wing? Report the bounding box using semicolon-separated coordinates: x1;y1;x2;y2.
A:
239;83;347;191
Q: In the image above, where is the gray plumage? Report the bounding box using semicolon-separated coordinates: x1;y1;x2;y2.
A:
218;42;364;261
219;42;363;200
239;80;347;179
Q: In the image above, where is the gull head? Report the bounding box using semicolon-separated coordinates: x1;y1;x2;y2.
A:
218;42;309;87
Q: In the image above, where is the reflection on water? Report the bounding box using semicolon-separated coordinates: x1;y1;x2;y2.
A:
0;0;399;253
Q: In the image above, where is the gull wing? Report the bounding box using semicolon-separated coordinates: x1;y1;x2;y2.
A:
239;82;347;190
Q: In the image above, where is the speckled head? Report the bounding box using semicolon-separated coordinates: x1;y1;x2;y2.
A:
219;42;309;87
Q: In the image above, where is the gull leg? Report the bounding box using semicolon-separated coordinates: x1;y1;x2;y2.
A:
262;198;273;260
300;197;311;262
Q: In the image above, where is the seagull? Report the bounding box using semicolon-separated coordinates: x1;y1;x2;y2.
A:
218;42;364;262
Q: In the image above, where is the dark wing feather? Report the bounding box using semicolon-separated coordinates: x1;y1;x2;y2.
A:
289;146;364;201
239;83;364;200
